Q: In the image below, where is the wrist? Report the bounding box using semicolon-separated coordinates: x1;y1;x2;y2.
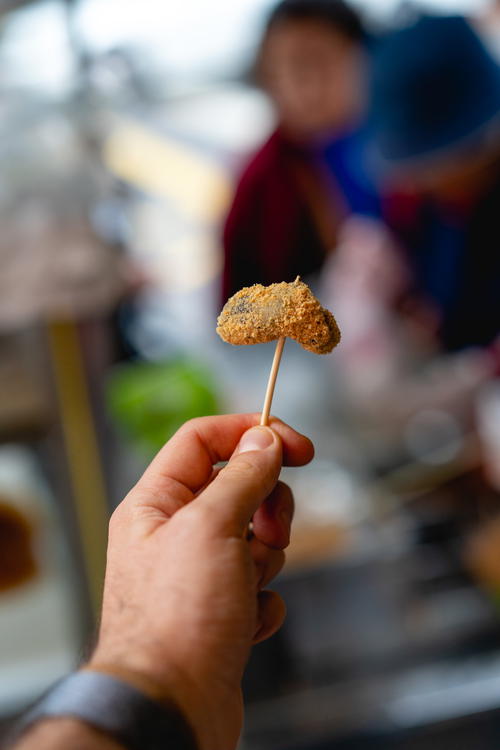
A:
11;671;198;750
85;656;205;749
12;717;123;750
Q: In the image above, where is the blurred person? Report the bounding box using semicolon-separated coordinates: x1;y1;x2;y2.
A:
222;0;379;302
10;415;314;750
329;15;500;422
374;15;500;354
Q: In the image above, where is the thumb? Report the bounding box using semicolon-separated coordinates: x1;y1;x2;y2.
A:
199;426;282;537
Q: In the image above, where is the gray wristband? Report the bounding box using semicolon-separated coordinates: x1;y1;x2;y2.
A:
14;671;198;750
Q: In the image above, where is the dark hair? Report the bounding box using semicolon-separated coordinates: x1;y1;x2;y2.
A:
265;0;365;42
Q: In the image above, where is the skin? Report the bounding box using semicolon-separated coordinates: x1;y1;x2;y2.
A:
259;20;366;139
387;141;500;203
13;720;122;750
12;414;314;750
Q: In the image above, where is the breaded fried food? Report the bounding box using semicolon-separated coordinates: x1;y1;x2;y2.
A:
217;277;340;354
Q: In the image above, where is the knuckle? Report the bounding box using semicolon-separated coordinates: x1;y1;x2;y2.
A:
274;480;294;508
277;479;292;495
178;416;209;435
223;456;258;481
280;482;295;511
178;417;199;433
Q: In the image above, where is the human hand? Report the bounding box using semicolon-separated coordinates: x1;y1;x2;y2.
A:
87;414;314;750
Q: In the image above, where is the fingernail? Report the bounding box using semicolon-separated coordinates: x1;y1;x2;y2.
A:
237;426;275;454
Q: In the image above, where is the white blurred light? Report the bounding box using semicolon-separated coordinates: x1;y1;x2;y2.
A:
75;0;273;79
0;0;74;94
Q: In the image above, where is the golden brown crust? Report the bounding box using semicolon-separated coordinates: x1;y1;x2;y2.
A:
216;278;341;354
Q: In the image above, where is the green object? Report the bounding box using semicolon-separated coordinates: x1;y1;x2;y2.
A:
107;359;220;456
491;590;500;611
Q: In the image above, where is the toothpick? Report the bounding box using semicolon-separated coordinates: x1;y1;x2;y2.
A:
260;336;286;426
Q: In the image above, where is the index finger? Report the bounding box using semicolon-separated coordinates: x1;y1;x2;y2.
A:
131;413;314;509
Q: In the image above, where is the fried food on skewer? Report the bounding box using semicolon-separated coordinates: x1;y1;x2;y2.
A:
217;277;340;355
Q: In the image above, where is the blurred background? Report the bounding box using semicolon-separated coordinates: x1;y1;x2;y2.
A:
1;0;500;747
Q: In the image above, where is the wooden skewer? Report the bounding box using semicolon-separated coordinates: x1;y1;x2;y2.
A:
260;336;286;426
